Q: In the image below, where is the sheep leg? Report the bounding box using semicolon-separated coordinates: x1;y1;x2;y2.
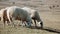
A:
40;21;43;28
10;18;15;27
34;20;37;27
7;20;10;25
2;17;6;27
3;19;6;27
21;21;26;27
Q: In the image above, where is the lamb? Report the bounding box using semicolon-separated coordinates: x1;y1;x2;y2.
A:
22;7;43;28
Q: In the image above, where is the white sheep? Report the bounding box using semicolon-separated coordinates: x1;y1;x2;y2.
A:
0;8;11;26
22;7;43;28
6;6;32;27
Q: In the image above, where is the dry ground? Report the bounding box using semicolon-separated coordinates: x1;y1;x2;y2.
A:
0;0;60;34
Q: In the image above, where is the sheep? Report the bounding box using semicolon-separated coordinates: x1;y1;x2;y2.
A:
0;8;12;26
6;6;32;27
22;7;43;28
0;9;8;25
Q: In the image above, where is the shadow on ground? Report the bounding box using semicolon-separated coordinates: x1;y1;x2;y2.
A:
28;26;60;33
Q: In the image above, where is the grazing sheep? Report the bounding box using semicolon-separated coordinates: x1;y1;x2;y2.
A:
6;6;32;27
22;7;43;28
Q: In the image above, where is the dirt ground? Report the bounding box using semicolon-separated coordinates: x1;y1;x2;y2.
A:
0;0;60;34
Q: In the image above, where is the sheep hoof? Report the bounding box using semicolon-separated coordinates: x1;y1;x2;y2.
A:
40;22;43;29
